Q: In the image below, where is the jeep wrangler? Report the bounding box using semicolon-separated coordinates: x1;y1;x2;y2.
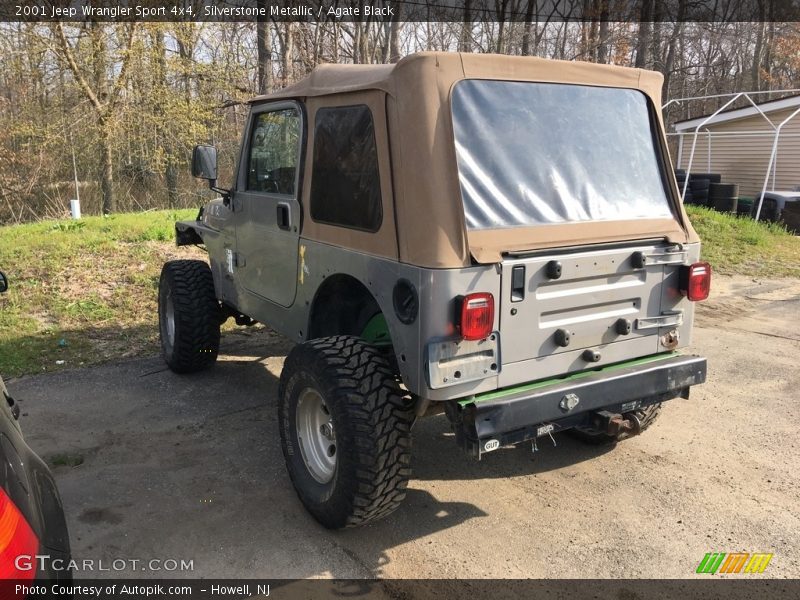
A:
159;53;709;529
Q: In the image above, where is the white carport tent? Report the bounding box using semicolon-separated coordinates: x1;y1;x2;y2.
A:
664;91;800;220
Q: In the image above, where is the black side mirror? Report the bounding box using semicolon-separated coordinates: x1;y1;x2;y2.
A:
192;145;218;181
0;271;8;293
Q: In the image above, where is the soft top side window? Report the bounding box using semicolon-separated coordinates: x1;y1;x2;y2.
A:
247;107;301;195
310;105;382;232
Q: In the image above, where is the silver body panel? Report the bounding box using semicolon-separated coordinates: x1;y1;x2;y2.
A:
427;335;499;389
498;243;699;370
187;207;701;403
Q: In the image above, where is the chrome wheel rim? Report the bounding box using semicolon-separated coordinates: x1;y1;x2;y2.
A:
296;388;336;484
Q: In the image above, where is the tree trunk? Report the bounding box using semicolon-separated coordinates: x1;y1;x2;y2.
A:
762;16;776;90
360;21;371;64
176;25;193;106
495;0;509;54
330;22;339;63
579;0;591;59
256;0;272;94
389;9;401;63
99;116;114;214
459;0;472;52
589;11;600;61
558;21;568;59
90;22;108;102
151;28;177;208
165;159;178;208
521;1;535;56
652;2;664;71
597;1;610;64
662;1;687;100
353;22;363;64
91;23;114;213
281;23;293;84
635;0;653;68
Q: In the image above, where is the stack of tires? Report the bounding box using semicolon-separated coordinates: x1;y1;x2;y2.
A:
675;169;686;188
688;177;709;206
688;173;721;207
709;183;738;214
676;171;757;219
674;169;693;204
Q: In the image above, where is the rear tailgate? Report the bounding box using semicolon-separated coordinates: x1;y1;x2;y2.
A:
498;242;690;384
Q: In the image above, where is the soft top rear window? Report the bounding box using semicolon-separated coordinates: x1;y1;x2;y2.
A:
451;80;674;230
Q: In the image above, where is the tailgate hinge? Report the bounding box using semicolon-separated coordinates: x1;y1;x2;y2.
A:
632;250;688;268
636;310;684;330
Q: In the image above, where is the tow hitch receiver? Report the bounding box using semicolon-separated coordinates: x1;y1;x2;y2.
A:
592;410;643;437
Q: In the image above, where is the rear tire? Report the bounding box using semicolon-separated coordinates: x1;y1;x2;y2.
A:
158;260;221;373
278;336;414;529
569;403;662;445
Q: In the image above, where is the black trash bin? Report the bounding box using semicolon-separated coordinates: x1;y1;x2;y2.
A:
753;196;780;222
736;197;754;218
709;183;739;213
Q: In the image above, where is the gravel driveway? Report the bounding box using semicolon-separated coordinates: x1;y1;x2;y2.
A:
8;275;799;579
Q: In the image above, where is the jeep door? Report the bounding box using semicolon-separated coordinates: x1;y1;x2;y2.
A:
234;102;303;307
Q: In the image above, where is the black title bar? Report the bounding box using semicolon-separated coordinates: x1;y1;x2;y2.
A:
3;0;800;23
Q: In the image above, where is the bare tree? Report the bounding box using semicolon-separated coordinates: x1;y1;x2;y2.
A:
54;22;137;214
635;0;653;68
256;0;272;94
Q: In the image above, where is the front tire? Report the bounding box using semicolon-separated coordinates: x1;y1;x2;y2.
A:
158;260;221;373
278;336;414;529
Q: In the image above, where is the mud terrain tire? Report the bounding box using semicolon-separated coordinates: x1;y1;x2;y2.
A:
278;336;414;529
158;260;221;373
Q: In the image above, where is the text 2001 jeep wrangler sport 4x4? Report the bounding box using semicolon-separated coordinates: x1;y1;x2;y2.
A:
159;53;709;529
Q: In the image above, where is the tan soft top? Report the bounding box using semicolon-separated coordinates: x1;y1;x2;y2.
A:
251;53;664;103
253;53;698;268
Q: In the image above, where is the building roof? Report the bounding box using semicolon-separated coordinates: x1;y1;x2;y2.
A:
673;93;800;131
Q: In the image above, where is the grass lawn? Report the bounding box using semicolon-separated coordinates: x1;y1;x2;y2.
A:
0;210;202;377
0;207;798;377
686;206;800;277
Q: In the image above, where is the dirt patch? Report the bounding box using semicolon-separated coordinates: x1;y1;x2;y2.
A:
696;275;800;341
9;275;800;578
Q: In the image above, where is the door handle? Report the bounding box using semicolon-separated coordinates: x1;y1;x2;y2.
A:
276;202;291;231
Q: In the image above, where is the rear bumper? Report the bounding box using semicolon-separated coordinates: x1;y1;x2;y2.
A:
451;354;707;457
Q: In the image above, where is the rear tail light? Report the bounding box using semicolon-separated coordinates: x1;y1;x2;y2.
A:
681;261;712;301
0;487;39;580
459;293;494;341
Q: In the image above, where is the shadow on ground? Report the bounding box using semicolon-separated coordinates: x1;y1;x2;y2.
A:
8;330;612;578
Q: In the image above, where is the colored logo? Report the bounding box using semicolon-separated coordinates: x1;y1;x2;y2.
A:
696;552;773;574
